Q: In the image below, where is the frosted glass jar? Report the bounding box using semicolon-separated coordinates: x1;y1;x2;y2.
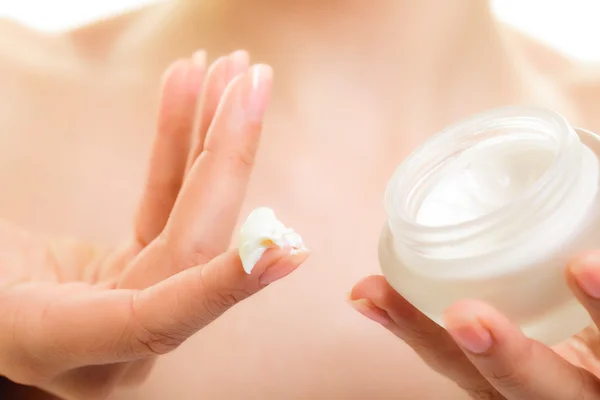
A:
379;106;600;345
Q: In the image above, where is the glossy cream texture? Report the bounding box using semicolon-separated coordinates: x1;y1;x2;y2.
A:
238;207;307;273
379;108;600;345
415;134;555;227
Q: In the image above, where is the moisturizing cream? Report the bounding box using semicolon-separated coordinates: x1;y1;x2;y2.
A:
379;106;600;344
238;207;307;273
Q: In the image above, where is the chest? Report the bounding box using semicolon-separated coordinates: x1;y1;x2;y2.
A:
0;82;400;270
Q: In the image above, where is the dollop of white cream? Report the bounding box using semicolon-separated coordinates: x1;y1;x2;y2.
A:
238;207;308;274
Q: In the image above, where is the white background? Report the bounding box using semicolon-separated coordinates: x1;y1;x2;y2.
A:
0;0;599;62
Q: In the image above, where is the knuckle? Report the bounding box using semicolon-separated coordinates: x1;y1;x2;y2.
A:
224;150;255;172
129;295;184;356
206;290;246;314
480;361;529;395
489;366;521;387
161;232;215;272
204;146;255;174
231;149;255;169
133;328;184;356
200;276;250;323
482;341;534;392
188;245;218;267
202;292;234;320
165;229;219;269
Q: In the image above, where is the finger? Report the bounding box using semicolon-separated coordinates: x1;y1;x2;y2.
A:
166;64;273;265
567;251;600;329
129;247;308;355
443;300;600;400
186;50;250;172
13;248;306;374
565;251;600;368
134;54;207;247
350;276;499;399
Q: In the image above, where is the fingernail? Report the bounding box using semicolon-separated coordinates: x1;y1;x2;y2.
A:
259;250;307;285
246;64;273;123
161;59;188;85
192;50;207;67
571;254;600;298
187;51;207;95
445;313;493;354
228;50;250;77
349;298;391;326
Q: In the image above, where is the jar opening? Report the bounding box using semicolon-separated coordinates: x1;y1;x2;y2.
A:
408;133;556;227
385;106;581;254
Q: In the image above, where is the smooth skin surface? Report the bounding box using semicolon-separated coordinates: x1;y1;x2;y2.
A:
1;0;600;399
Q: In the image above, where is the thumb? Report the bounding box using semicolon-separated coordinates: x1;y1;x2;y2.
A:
130;247;308;355
2;249;307;377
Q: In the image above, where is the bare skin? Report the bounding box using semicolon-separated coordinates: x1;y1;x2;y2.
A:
1;0;599;398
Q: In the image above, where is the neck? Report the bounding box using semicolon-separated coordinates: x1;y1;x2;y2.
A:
118;0;568;146
138;0;497;70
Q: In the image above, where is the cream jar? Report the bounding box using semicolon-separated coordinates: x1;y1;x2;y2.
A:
379;106;600;345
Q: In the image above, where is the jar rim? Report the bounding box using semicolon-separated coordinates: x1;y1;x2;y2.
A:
385;106;577;241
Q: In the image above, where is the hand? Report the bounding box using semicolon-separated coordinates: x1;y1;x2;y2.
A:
350;252;600;399
0;50;307;400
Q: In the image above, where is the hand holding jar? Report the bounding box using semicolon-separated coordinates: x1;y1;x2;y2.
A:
351;107;600;399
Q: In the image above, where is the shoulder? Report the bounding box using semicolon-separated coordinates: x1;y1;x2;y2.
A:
0;10;153;137
0;17;82;90
503;25;574;75
0;6;149;78
561;69;600;131
504;26;600;131
0;18;66;75
63;8;146;61
0;18;73;119
0;7;157;105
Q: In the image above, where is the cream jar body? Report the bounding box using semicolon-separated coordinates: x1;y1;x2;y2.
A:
379;107;600;345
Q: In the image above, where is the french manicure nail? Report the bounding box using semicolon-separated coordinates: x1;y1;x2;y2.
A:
192;50;207;66
229;50;250;66
445;314;493;354
349;298;391;326
224;50;250;83
571;255;600;298
246;64;273;123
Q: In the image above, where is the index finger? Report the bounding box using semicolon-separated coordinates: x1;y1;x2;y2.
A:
165;64;273;265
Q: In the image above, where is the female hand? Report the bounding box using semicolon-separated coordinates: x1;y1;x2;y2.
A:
0;50;307;400
350;253;600;399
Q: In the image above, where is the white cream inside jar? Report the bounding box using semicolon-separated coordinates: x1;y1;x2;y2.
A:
379;106;600;344
414;134;555;227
